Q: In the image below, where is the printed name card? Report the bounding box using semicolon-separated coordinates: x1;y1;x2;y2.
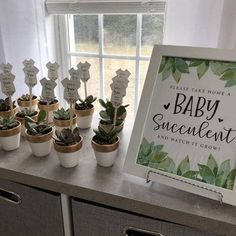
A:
77;62;91;82
61;77;80;104
110;69;130;107
0;63;16;96
46;62;59;81
23;59;39;87
40;77;57;102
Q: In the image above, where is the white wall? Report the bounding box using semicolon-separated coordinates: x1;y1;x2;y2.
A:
218;0;236;49
164;0;225;48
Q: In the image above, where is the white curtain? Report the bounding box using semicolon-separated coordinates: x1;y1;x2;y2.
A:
0;0;49;99
164;0;236;49
1;0;236;99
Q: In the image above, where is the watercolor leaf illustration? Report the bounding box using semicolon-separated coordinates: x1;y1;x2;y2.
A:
226;169;236;190
137;139;236;190
198;164;215;184
207;154;218;177
177;156;190;176
159;56;236;87
158;57;189;83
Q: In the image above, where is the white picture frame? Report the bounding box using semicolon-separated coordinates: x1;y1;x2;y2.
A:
123;45;236;206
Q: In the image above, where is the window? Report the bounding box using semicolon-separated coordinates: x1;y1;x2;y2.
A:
53;2;165;119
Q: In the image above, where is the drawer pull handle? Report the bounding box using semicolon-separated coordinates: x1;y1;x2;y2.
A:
123;226;164;236
0;187;21;205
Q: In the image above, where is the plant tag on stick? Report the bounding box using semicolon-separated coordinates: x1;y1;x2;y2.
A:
69;68;80;81
115;69;130;88
0;63;16;97
23;59;39;88
40;77;57;102
110;69;130;126
110;83;127;107
110;69;130;107
46;62;59;81
0;63;13;73
61;77;80;104
77;62;90;82
77;61;91;98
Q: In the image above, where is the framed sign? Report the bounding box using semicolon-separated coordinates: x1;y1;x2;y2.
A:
124;45;236;206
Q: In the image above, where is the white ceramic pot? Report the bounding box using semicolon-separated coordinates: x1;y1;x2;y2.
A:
54;136;83;168
93;149;118;167
0;121;21;151
53;115;77;133
91;137;120;167
17;96;38;111
75;106;94;129
38;101;59;124
0;107;17;118
25;129;53;157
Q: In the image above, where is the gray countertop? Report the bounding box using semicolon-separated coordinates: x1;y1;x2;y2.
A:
0;120;236;236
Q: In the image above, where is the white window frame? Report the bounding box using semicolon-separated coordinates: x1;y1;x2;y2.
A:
54;12;165;115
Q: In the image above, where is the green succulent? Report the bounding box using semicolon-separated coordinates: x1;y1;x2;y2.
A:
0;116;19;130
75;95;97;110
99;98;128;123
24;110;52;136
18;94;37;101
0;98;15;111
53;108;70;120
16;108;37;118
54;127;81;146
93;126;120;145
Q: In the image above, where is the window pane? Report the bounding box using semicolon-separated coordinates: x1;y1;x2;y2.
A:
104;59;135;120
141;14;164;57
140;60;150;97
70;56;100;113
72;15;99;53
104;15;137;55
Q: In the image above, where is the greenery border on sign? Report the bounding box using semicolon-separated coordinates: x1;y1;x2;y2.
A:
159;56;236;87
137;138;236;190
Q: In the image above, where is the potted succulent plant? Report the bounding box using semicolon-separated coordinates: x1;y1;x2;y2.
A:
75;95;96;129
38;98;59;123
15;108;38;136
0;116;21;151
24;110;53;157
98;99;128;133
91;126;120;167
0;98;16;117
53;127;83;168
53;108;77;132
17;94;38;111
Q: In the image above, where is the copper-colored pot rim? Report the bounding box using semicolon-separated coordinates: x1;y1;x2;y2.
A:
16;111;39;124
25;129;53;143
0;121;21;137
53;115;77;127
75;106;94;117
38;102;59;112
0;107;17;116
17;97;38;107
54;136;83;153
91;136;120;152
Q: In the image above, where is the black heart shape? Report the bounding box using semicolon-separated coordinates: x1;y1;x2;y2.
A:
218;118;223;123
163;103;170;110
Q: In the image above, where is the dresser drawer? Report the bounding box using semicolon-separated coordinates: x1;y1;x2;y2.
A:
72;199;218;236
0;179;64;236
